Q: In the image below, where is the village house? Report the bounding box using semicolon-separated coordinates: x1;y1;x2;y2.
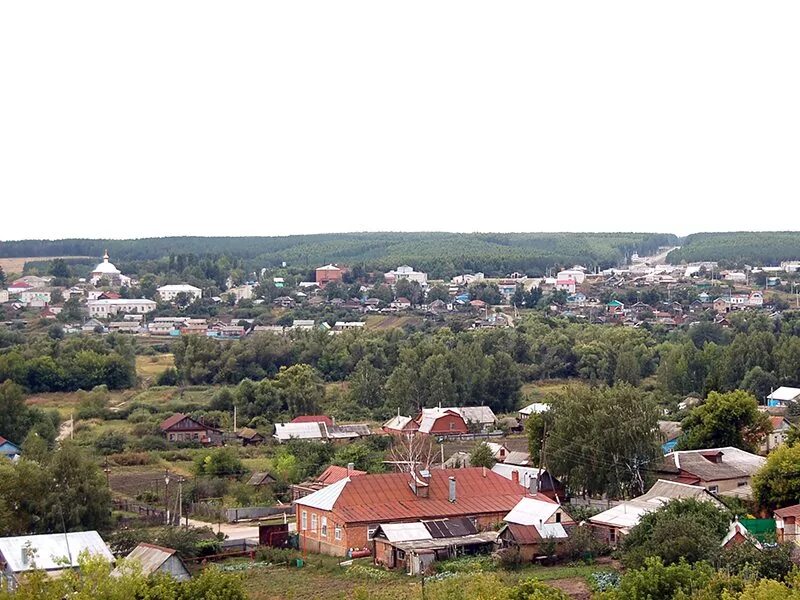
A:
589;479;725;546
115;543;190;581
237;427;265;446
315;264;343;286
518;402;550;420
18;287;57;306
497;496;575;560
490;464;566;502
159;413;223;445
0;436;20;461
654;447;766;498
294;467;529;556
225;284;254;303
88;298;157;317
416;408;469;436
659;420;683;453
762;416;794;453
775;504;800;545
157;284;202;303
382;414;420;435
767;386;800;407
0;531;114;591
390;297;412;310
456;406;497;431
385;265;428;287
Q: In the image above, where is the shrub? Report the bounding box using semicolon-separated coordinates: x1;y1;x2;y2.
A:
94;431;129;455
156;368;179;386
109;451;155;466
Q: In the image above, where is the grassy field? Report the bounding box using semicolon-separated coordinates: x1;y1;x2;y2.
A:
239;556;613;600
364;315;424;330
0;255;93;277
520;380;573;402
136;353;175;380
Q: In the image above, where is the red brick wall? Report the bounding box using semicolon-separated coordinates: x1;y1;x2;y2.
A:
426;415;468;435
316;269;343;285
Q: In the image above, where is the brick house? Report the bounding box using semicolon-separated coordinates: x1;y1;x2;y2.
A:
294;467;529;556
315;265;343;287
654;447;766;496
160;413;223;445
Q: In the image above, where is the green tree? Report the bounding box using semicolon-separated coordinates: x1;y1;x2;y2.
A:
620;499;730;568
469;442;496;469
427;284;450;303
194;447;245;477
50;258;70;279
543;384;660;497
348;358;385;411
0;379;31;442
741;366;778;402
420;354;455;408
596;557;715;600
753;443;800;510
276;364;324;418
678;390;770;453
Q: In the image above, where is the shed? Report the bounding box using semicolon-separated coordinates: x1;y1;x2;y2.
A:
116;543;190;581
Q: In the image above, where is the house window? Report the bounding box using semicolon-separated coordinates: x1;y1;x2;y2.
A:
301;511;307;531
737;481;747;487
367;524;378;539
397;549;406;560
334;526;342;541
555;512;561;523
609;529;616;543
311;514;318;533
708;485;719;494
321;516;328;538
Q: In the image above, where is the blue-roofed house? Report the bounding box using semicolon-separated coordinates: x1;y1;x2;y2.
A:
0;436;20;461
658;421;682;454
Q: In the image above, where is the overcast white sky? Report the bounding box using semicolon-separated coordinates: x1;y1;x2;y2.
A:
1;2;798;241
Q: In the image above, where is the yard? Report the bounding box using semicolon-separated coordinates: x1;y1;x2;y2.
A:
238;555;616;600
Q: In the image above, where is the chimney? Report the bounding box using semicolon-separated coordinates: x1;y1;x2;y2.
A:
512;470;519;486
347;462;354;476
448;477;457;503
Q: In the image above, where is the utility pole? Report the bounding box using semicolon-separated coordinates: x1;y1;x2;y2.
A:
164;469;171;526
537;420;548;494
178;478;183;527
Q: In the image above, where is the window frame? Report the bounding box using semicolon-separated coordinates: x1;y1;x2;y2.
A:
311;513;318;533
301;511;308;531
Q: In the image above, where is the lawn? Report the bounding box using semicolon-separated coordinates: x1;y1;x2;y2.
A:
136;353;175;379
520;380;574;403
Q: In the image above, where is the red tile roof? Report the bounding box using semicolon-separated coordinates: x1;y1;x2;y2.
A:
775;504;800;519
317;465;366;485
332;467;532;524
291;415;333;426
770;416;790;428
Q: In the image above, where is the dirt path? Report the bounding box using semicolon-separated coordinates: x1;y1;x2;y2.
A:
548;577;592;600
57;418;73;442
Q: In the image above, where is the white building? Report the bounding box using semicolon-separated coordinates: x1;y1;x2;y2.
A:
157;284;202;303
556;270;586;284
88;298;157;317
0;290;8;304
18;288;54;306
554;277;576;294
90;251;131;287
385;265;428;287
226;284;253;303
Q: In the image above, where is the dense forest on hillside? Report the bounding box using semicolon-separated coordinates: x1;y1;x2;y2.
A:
667;232;800;266
0;232;677;277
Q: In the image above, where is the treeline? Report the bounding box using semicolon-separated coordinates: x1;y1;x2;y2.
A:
668;231;800;266
170;310;800;422
0;231;677;278
0;335;137;393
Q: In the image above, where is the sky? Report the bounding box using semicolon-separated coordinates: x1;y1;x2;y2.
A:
1;1;799;241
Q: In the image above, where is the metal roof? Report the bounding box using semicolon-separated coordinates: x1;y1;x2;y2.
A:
665;447;766;480
455;407;497;425
768;387;800;402
519;403;550;416
504;497;559;527
295;477;350;511
298;468;528;524
0;531;114;573
424;517;477;538
372;522;432;543
120;543;177;575
274;422;325;441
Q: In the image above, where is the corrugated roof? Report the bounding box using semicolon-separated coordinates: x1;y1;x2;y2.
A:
504;497;559;526
274;422;325;441
0;531;114;573
501;523;542;544
417;408;465;434
503;451;532;466
121;543;176;575
456;407;497;425
373;522;432;543
160;413;188;431
383;415;416;431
